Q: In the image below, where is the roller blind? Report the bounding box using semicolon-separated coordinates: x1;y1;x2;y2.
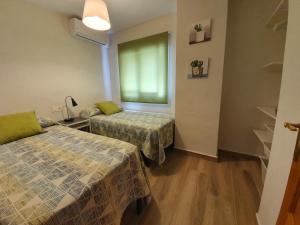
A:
118;32;168;104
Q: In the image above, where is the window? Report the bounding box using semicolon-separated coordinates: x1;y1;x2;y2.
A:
118;32;168;104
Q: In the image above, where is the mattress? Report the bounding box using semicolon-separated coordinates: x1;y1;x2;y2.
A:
90;111;174;165
0;125;150;225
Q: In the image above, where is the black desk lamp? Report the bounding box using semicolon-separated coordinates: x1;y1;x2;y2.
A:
64;96;78;122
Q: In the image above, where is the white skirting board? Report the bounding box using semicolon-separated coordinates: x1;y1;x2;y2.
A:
174;146;218;159
219;148;263;158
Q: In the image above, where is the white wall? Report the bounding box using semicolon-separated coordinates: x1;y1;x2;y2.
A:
108;14;177;115
257;1;300;224
219;0;286;156
175;0;228;157
0;0;105;120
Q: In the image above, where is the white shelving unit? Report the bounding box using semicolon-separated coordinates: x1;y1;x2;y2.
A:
254;0;288;184
262;62;283;72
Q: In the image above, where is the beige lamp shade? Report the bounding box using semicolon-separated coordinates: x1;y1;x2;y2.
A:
82;0;111;31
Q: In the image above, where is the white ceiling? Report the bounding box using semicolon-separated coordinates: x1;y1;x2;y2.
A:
24;0;176;33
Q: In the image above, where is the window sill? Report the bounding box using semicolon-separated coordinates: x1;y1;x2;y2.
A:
121;102;172;114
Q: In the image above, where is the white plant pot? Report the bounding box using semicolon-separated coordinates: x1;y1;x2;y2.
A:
192;67;203;76
195;31;205;42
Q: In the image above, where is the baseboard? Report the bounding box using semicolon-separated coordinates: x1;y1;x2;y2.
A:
174;147;261;162
219;148;262;159
256;213;262;225
174;147;218;162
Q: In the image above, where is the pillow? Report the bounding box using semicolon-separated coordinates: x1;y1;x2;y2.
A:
0;111;42;144
95;101;122;115
38;116;58;128
79;107;101;119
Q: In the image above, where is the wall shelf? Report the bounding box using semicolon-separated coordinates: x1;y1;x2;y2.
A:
257;106;277;119
187;74;208;79
253;129;272;145
262;62;283;72
273;20;288;31
266;0;288;30
253;129;272;152
264;123;275;134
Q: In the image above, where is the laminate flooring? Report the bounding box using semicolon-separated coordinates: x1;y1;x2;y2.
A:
121;150;263;225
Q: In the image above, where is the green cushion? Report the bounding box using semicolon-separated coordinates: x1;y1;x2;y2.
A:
0;111;42;144
95;101;122;115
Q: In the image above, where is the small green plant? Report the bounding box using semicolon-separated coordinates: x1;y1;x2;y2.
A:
191;60;199;67
194;24;202;32
191;60;203;68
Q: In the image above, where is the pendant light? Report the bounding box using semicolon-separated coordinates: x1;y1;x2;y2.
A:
82;0;111;31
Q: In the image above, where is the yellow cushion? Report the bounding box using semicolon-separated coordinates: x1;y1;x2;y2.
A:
0;111;42;144
95;101;122;115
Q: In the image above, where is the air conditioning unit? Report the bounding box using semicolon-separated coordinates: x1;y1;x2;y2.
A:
69;18;109;45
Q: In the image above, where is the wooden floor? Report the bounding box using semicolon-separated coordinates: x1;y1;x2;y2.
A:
121;150;263;225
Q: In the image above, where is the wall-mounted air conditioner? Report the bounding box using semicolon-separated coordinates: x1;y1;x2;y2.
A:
69;18;109;45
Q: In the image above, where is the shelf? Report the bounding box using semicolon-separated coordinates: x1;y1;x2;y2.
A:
264;143;272;158
253;129;272;144
266;0;288;30
262;62;283;72
260;157;267;182
257;106;277;119
187;74;208;79
264;123;275;133
253;129;272;154
261;157;269;168
273;20;288;31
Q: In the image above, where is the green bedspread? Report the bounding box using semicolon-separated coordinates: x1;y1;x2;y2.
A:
0;126;150;225
90;111;174;165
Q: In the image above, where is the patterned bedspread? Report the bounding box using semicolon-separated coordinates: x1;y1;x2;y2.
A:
90;111;174;165
0;126;150;225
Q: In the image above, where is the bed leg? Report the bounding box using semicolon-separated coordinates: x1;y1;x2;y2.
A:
171;123;175;149
144;157;151;167
141;152;151;167
136;198;144;214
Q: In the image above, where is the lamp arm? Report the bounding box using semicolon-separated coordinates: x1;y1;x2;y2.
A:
65;96;72;120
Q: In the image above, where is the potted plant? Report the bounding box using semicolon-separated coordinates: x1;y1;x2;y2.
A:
191;60;204;76
194;24;205;42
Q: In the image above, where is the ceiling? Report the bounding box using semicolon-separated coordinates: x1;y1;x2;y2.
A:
24;0;176;33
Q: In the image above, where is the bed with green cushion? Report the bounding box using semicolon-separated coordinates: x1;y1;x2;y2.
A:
0;117;150;225
90;110;174;165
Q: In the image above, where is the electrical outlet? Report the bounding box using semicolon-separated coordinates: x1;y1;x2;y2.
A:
52;105;63;112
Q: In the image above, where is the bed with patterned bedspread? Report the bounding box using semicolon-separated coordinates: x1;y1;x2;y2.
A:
90;111;174;165
0;125;150;225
